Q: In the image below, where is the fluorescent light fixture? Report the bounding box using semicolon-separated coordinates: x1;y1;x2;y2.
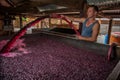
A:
37;4;67;12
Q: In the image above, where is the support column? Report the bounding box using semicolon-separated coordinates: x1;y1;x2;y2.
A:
41;20;43;28
82;1;88;17
60;18;62;25
48;18;51;28
19;15;23;29
78;22;82;35
107;19;113;44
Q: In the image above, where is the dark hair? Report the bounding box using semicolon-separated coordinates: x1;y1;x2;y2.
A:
88;5;99;12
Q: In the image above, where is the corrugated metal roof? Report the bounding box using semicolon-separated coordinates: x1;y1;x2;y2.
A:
87;0;120;5
0;0;120;18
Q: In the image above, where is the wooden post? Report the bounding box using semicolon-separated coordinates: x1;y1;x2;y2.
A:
41;20;43;28
60;18;62;25
107;19;113;44
48;18;51;28
78;22;83;35
82;2;88;17
19;15;23;29
39;20;41;29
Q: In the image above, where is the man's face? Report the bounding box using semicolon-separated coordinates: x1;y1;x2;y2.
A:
87;7;97;18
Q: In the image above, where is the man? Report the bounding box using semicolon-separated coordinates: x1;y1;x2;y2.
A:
75;5;100;42
51;5;100;42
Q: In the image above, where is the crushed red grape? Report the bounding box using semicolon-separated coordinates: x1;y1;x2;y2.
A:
0;33;118;80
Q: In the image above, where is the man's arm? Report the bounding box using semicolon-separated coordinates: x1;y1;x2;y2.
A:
50;13;85;23
60;15;85;23
77;22;100;42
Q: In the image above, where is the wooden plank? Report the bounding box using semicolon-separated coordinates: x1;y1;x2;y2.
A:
107;60;120;80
